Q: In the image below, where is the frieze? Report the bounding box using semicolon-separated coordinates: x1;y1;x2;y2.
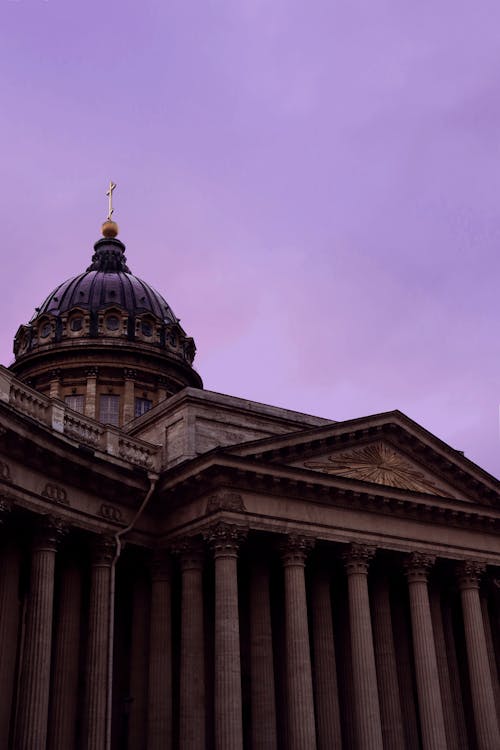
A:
99;503;123;522
41;482;68;505
206;491;245;514
304;441;441;495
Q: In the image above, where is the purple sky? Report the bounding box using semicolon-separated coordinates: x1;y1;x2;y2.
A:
1;2;500;476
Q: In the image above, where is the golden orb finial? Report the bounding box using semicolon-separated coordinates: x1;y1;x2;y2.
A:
101;220;119;238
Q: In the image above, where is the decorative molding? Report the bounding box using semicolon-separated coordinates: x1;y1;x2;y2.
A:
403;551;436;583
91;534;116;565
33;514;67;551
203;520;247;558
85;367;99;379
99;503;122;522
206;490;245;514
124;368;137;380
41;482;68;505
170;537;205;570
280;533;315;566
0;460;11;482
341;542;376;575
304;441;440;494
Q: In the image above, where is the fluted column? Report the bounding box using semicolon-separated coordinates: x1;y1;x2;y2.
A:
441;592;468;750
403;552;447;750
128;568;149;750
48;557;83;750
175;538;206;750
480;588;500;723
0;500;21;749
249;555;278;750
342;543;383;750
371;570;405;750
16;515;65;750
391;591;420;750
84;534;115;750
456;560;500;750
205;521;247;750
280;534;316;750
147;549;173;750
310;566;342;750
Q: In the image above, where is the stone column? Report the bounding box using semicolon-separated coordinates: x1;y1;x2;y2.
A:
342;543;383;750
47;557;83;750
49;369;61;399
85;368;98;419
403;552;447;750
310;565;342;750
175;538;206;750
280;534;316;750
128;569;149;750
123;369;136;425
84;534;115;750
205;521;247;750
391;590;420;750
441;592;468;750
429;582;461;750
456;560;500;750
0;501;21;749
147;549;173;750
16;515;65;750
480;588;500;723
370;570;405;750
249;555;278;750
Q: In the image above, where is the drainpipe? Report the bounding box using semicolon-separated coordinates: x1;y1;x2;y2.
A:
106;471;159;750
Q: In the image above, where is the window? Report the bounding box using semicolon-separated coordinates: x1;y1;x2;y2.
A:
105;315;120;331
135;397;152;418
141;321;153;337
70;316;83;332
99;395;120;426
40;322;51;338
65;395;85;414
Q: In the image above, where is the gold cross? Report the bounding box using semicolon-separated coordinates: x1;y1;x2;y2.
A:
106;181;117;221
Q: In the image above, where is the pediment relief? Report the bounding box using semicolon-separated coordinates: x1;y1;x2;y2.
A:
295;441;459;497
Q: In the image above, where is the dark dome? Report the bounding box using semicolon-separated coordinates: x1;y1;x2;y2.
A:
34;237;177;323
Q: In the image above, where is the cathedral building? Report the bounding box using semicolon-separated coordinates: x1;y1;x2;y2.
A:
0;211;499;750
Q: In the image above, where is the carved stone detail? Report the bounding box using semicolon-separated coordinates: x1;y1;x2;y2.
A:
280;533;315;566
99;503;122;522
304;441;440;494
403;551;436;583
206;490;245;514
456;559;486;589
341;543;376;575
0;497;12;524
41;482;68;505
204;521;247;558
85;367;98;379
124;368;137;380
171;537;205;570
91;534;116;565
33;514;67;551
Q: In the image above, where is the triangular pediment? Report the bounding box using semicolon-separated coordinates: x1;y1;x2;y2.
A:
292;440;454;497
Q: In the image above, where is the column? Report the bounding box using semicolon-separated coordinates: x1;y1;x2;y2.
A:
128;568;149;750
391;589;420;750
280;534;316;750
147;549;173;750
157;377;168;403
84;534;115;750
403;552;447;750
176;539;206;750
480;588;500;723
123;369;136;425
429;582;461;749
16;515;65;750
441;592;468;750
0;501;21;749
249;555;278;750
47;557;83;750
49;369;61;399
342;543;383;750
205;521;247;750
85;368;98;419
456;560;500;750
370;570;405;750
310;566;342;750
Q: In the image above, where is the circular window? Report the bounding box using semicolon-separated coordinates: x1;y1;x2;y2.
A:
40;323;51;338
70;316;83;332
141;321;153;337
105;315;120;331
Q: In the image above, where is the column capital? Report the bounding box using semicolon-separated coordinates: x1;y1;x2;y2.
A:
149;547;173;580
456;559;486;590
280;533;315;566
204;521;247;558
33;514;67;552
403;551;436;583
170;536;205;570
124;368;137;380
85;367;98;379
90;534;116;565
342;542;376;575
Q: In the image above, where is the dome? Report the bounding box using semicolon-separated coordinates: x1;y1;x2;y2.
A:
35;240;177;324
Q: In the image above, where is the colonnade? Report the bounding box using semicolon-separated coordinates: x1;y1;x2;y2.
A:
0;512;499;749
